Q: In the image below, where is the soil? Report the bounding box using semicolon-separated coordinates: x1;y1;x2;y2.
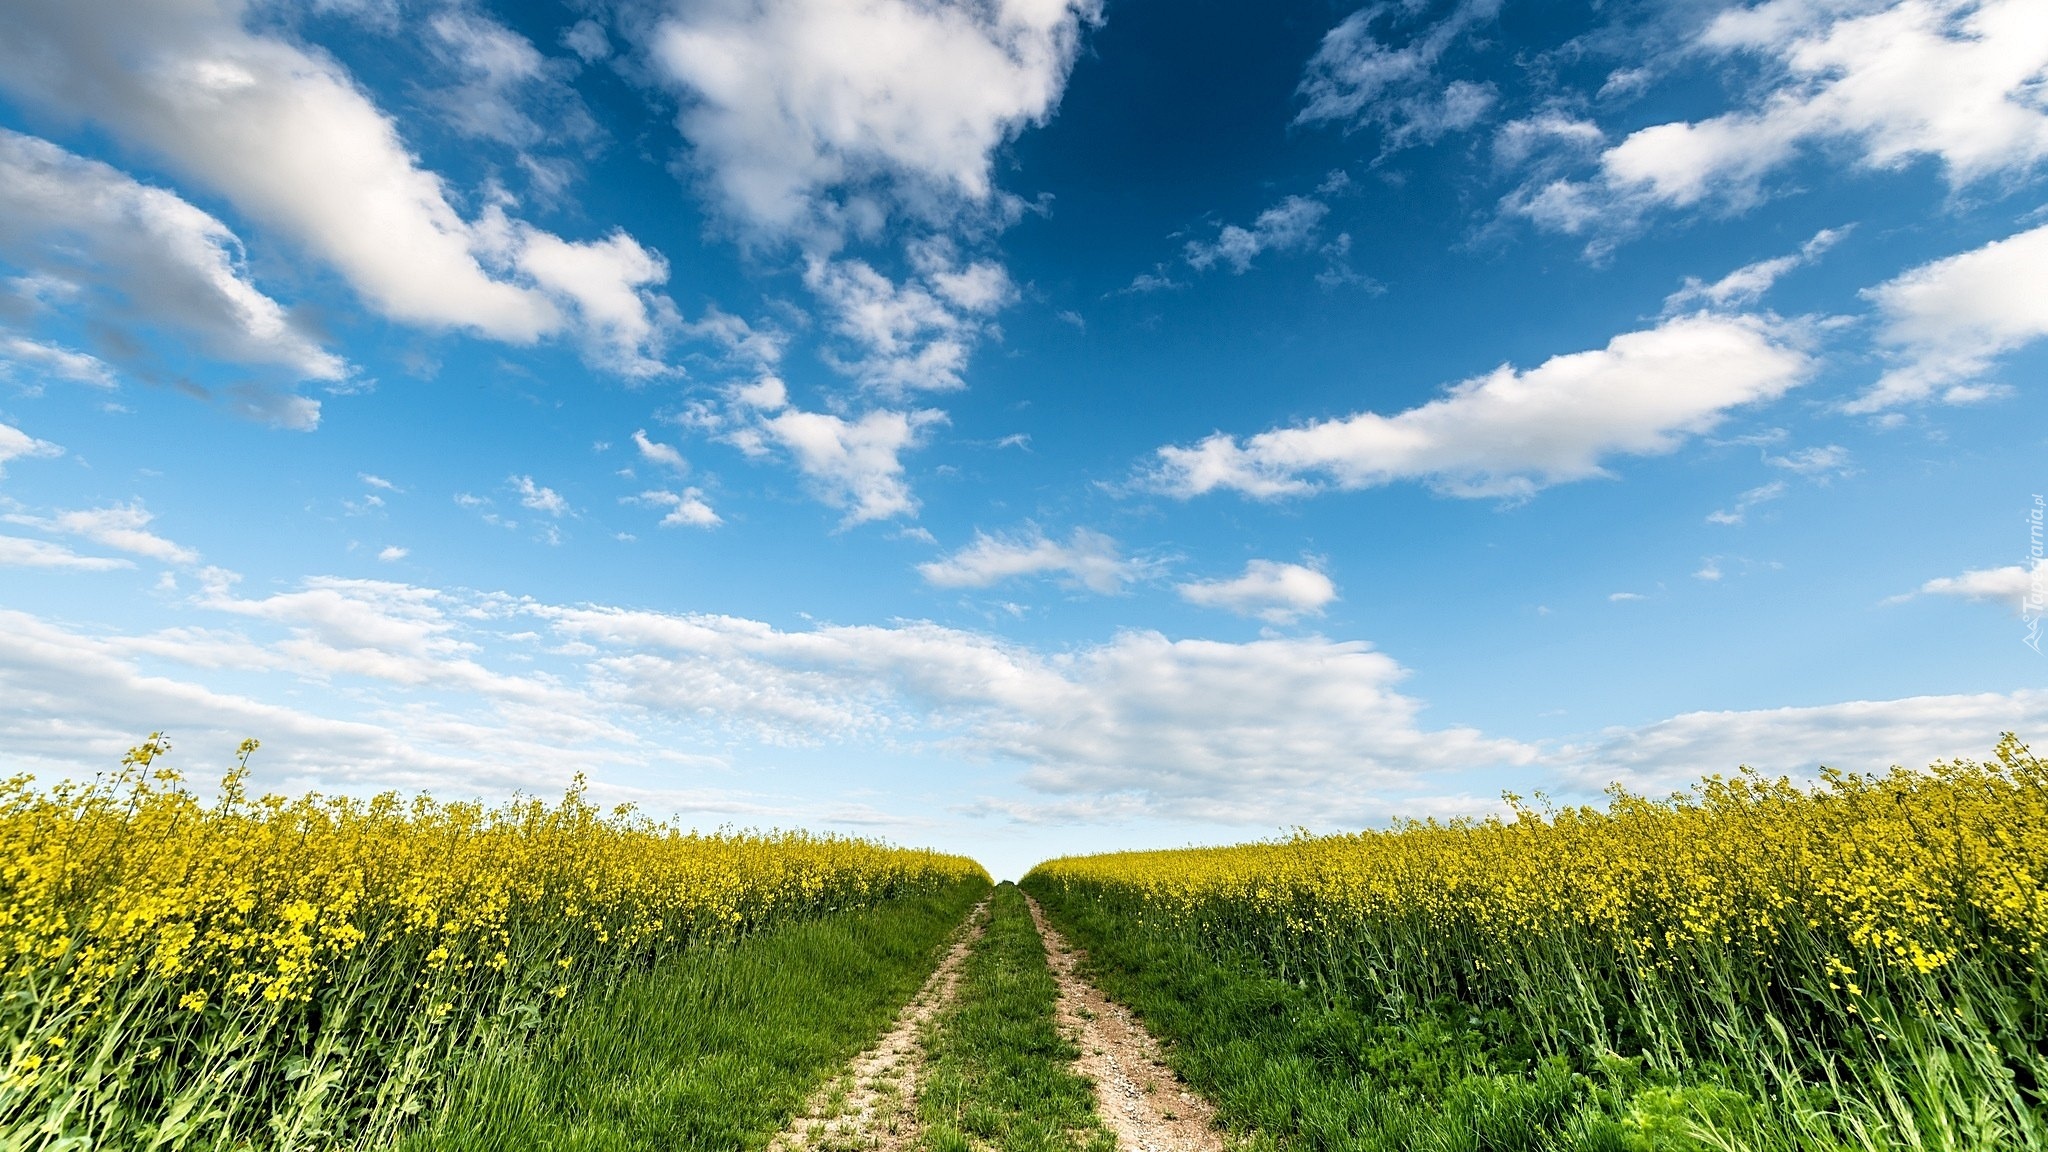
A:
1025;894;1229;1152
767;900;989;1152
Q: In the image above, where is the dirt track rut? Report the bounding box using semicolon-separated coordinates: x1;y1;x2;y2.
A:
1026;894;1227;1152
767;901;988;1152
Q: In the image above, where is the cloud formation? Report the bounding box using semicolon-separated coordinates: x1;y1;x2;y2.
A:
649;0;1100;241
0;129;347;423
1150;312;1811;500
0;0;675;375
919;528;1147;594
1853;221;2048;411
0;422;64;477
1510;0;2048;239
1183;196;1330;274
1177;560;1338;624
1905;559;2046;614
3;501;198;565
1296;0;1502;147
719;377;944;524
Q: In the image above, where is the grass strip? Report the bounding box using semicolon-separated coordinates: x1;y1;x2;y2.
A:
402;878;989;1152
1024;880;1765;1152
916;883;1115;1152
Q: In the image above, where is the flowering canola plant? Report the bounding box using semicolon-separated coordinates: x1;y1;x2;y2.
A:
1027;736;2048;1148
0;736;985;1150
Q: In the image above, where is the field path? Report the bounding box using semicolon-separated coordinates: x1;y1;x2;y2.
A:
1026;895;1227;1152
767;899;989;1152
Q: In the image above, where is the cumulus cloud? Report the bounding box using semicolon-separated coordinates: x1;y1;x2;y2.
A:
0;130;346;420
0;422;64;477
511;476;569;517
632;488;722;528
1183;196;1330;274
1852;221;2048;411
0;0;675;375
1149;312;1811;500
1512;0;2048;239
1177;560;1338;623
718;375;943;524
0;535;134;571
1296;0;1502;147
919;528;1147;594
376;545;408;562
3;501;199;565
802;255;1005;395
1903;558;2046;615
648;0;1100;241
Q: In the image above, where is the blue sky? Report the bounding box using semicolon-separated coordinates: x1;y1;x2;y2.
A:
1;0;2043;877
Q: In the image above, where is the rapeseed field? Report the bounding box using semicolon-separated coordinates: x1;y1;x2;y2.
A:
1026;736;2048;1150
0;735;983;1150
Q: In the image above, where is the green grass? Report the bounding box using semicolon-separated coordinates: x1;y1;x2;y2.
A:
1023;879;1771;1152
399;878;988;1152
916;883;1114;1152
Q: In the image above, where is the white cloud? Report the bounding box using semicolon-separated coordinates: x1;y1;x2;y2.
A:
360;473;398;491
1521;0;2048;237
1852;221;2048;411
376;545;408;562
803;254;1011;396
715;376;940;524
0;535;133;571
1177;560;1338;624
766;405;942;524
648;0;1100;240
0;564;2040;832
1559;688;2048;794
633;429;690;474
1608;591;1646;601
1767;443;1852;474
1296;0;1503;147
918;528;1146;594
631;488;722;528
1664;226;1847;311
0;130;347;416
1150;312;1811;500
423;10;585;150
0;421;64;476
562;20;611;63
0;335;118;390
511;476;569;517
1906;558;2046;614
0;0;675;375
3;501;199;565
1706;480;1787;525
1184;196;1330;274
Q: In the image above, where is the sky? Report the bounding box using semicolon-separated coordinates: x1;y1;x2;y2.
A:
0;0;2044;879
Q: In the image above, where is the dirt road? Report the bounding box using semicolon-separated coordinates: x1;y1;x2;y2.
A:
1026;895;1227;1152
767;900;988;1152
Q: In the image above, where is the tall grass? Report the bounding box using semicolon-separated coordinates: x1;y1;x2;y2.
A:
0;736;985;1151
402;878;988;1152
1024;738;2048;1151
